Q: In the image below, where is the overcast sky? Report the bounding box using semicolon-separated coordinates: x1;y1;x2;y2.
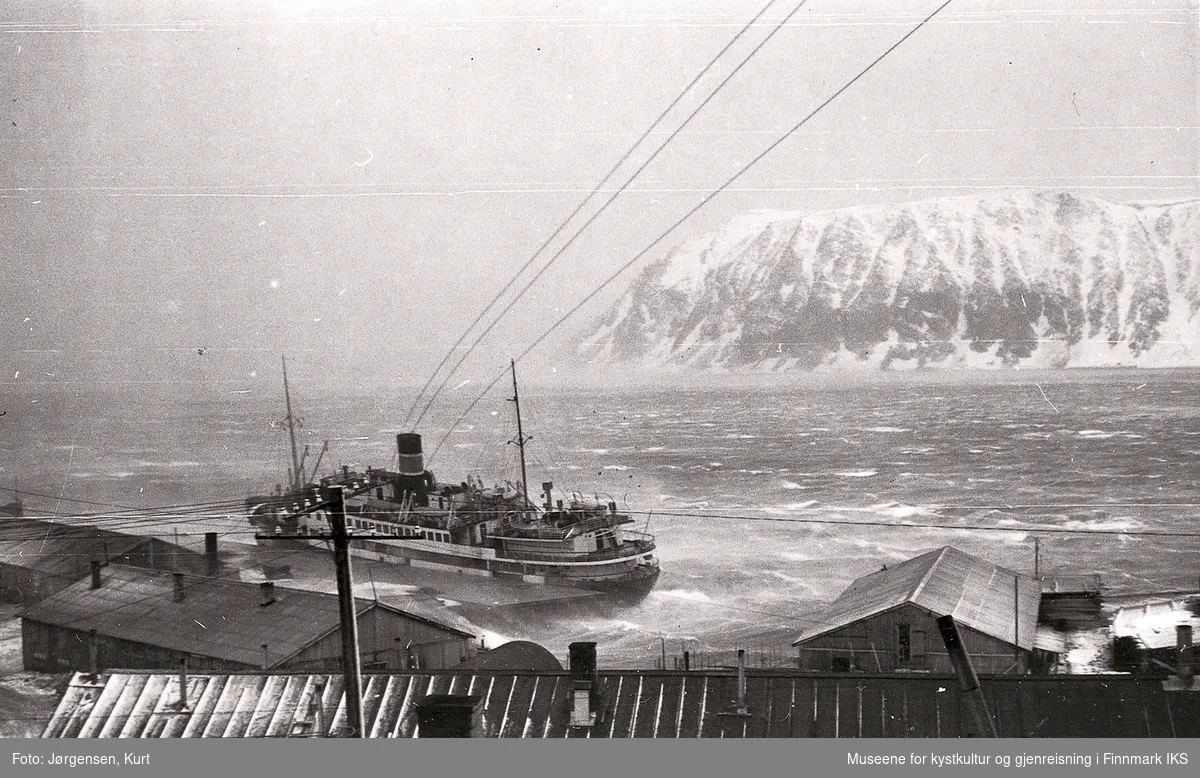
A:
2;0;1196;397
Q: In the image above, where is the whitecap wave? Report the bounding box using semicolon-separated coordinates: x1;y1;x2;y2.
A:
835;469;878;478
653;589;713;603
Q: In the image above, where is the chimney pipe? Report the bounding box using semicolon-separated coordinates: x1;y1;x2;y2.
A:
736;649;747;714
261;643;269;670
415;695;483;737
260;581;276;606
542;482;553;510
1178;625;1194;684
178;655;189;710
87;629;98;677
204;532;219;574
569;642;598;728
569;641;597;681
172;572;185;602
90;559;102;590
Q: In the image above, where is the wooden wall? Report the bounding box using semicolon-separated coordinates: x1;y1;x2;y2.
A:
281;607;473;671
21;620;253;674
796;604;1028;674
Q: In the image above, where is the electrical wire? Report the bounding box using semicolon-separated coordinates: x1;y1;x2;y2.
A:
427;0;955;463
400;0;784;430
409;0;815;431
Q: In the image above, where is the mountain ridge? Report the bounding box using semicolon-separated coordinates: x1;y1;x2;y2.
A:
579;191;1200;371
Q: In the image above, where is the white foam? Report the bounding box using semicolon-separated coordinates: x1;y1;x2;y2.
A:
653;589;713;603
835;469;878;478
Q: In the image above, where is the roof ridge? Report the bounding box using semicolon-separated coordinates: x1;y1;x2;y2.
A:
909;546;950;603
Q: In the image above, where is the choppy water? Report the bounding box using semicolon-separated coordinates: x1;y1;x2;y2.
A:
2;368;1198;667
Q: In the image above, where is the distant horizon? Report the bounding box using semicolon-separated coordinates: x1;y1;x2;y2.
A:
5;0;1196;394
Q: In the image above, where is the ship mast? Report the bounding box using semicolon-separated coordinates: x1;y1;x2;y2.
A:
509;358;531;509
282;355;303;492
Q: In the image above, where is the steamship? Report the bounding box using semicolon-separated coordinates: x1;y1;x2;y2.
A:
245;359;660;596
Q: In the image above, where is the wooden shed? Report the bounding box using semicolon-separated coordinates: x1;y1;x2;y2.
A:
0;517;214;606
792;546;1051;674
20;564;475;673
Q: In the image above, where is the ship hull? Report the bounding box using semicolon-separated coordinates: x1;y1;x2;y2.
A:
254;532;659;598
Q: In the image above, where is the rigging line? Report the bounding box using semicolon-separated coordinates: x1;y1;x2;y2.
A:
406;0;795;431
427;0;956;463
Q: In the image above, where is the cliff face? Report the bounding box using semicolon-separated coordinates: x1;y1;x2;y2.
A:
580;191;1200;370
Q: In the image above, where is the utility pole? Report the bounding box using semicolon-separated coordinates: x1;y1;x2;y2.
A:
328;485;365;738
255;482;368;737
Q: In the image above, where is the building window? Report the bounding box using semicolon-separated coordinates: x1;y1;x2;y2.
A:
896;623;912;663
831;657;852;672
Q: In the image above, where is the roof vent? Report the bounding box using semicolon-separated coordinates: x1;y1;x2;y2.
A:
260;581;276;606
172;572;185;602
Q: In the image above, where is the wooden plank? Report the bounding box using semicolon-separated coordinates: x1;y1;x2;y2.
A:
500;676;537;738
607;675;637;738
542;674;571;738
790;678;816;738
654;675;685;738
518;675;549;738
766;677;796;738
935;684;960;738
699;678;734;738
632;676;664;738
902;680;936;737
860;683;884;738
677;675;706;739
838;682;861;738
481;675;515;738
880;681;908;738
814;681;838;737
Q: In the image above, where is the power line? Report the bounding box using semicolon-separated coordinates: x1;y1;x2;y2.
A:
407;0;805;431
429;0;956;462
624;509;1200;538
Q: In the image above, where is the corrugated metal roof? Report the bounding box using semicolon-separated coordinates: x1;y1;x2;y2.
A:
1033;626;1068;654
0;518;173;579
42;669;1200;738
20;565;471;668
792;547;1042;650
1040;575;1102;594
1112;598;1200;650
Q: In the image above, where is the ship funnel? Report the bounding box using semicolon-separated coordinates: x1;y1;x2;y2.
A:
397;433;425;476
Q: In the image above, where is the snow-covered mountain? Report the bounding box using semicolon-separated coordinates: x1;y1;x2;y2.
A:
580;191;1200;370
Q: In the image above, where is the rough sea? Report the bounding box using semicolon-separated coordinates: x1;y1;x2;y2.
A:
3;367;1198;668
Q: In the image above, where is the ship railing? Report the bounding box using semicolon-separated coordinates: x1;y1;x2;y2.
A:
499;538;655;564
